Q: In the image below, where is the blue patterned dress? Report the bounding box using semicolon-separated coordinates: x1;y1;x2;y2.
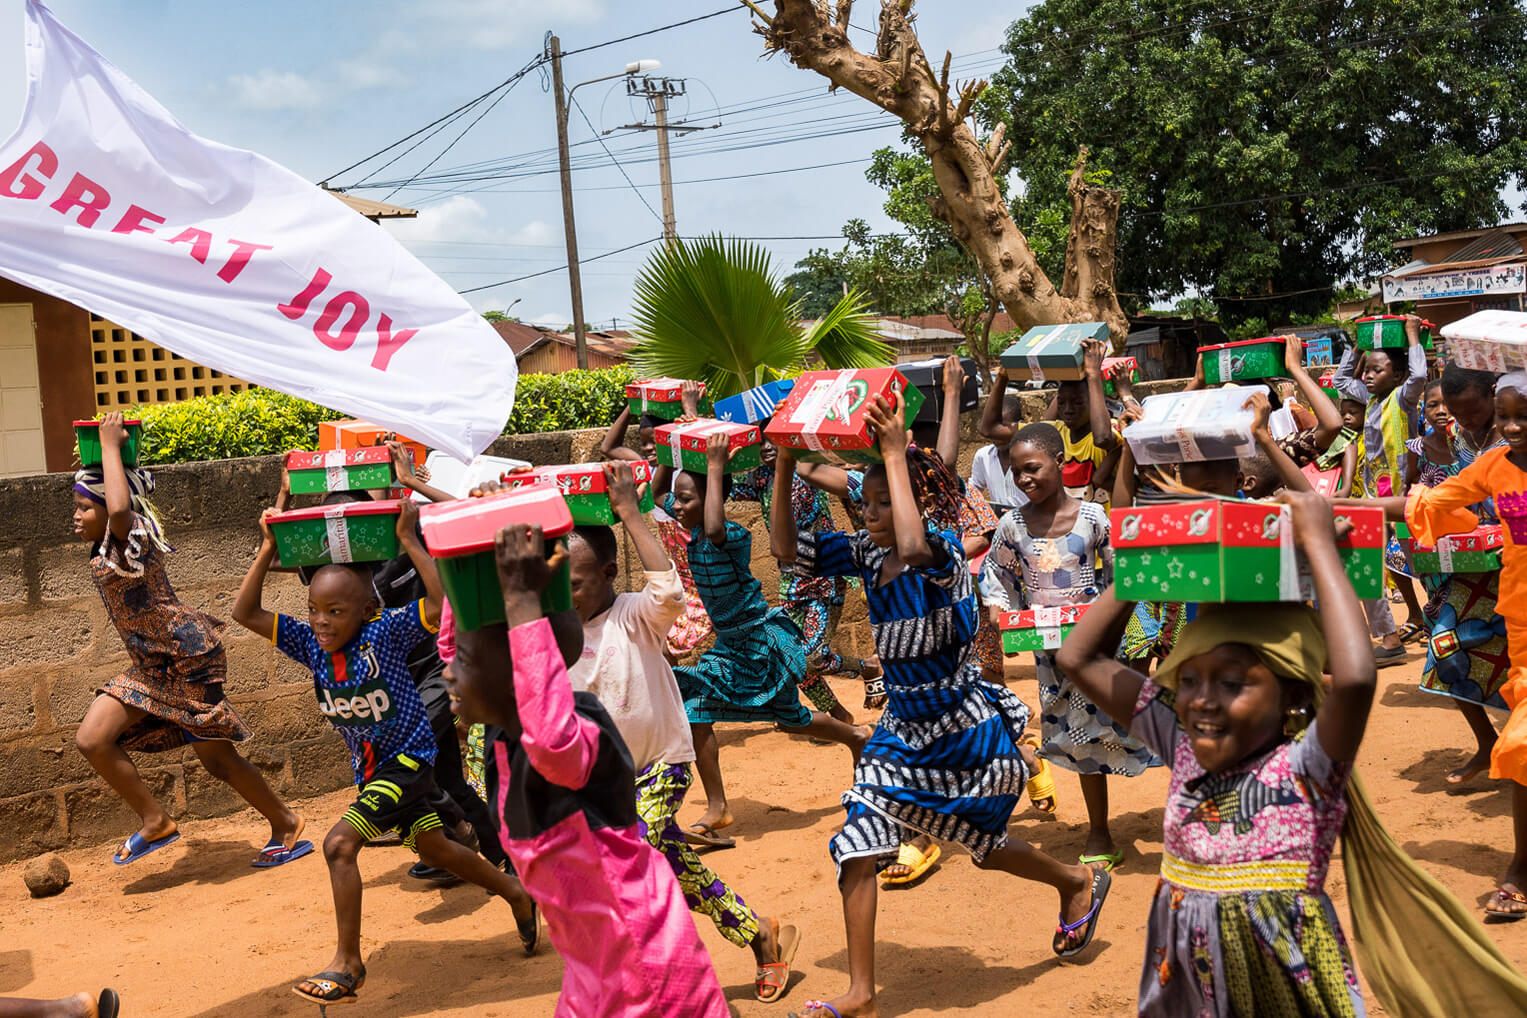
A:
673;520;812;726
981;503;1158;776
793;526;1031;870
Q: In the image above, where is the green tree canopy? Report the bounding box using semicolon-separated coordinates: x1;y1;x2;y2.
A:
992;0;1527;325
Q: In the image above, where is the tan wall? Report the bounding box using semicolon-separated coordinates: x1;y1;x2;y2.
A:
0;280;93;474
0;385;1192;862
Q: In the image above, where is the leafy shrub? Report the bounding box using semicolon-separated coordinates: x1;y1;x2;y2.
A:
506;366;635;435
130;389;337;465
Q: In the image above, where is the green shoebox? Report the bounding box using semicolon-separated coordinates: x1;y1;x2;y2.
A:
999;322;1107;381
1102;357;1139;398
1200;337;1286;385
1111;501;1385;601
269;500;402;567
419;487;576;631
501;462;654;526
286;448;395;494
626;378;703;421
74;419;143;468
1356;316;1434;351
1400;523;1503;574
999;605;1092;653
655;419;763;474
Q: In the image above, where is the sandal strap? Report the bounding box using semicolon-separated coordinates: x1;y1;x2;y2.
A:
755;962;789;989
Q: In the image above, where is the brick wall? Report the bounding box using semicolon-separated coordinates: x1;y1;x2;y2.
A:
0;380;1190;862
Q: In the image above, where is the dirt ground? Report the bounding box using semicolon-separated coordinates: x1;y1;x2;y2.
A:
3;653;1524;1017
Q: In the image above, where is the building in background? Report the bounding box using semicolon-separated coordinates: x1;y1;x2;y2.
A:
492;319;636;373
1382;223;1527;328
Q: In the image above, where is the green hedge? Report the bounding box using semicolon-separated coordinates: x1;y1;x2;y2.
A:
123;367;636;465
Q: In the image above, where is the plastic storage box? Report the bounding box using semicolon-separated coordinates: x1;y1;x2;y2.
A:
502;462;655;525
74;419;143;468
1355;315;1434;350
1122;385;1270;465
1199;337;1285;384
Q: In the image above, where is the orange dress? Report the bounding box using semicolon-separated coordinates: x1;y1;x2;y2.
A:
1406;446;1527;782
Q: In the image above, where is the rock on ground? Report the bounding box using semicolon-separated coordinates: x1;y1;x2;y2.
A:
22;852;69;898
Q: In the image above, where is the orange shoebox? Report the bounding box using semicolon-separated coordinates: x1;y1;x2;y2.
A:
318;419;427;465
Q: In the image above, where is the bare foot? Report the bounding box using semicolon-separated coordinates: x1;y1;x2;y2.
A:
66;991;98;1018
1486;880;1527;922
1448;747;1493;785
113;818;178;862
794;991;877;1017
1081;831;1119;869
273;814;305;852
691;807;734;834
830;703;857;725
751;915;780;967
1053;865;1099;952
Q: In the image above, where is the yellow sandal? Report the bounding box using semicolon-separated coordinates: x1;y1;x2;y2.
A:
880;840;941;886
1023;735;1058;813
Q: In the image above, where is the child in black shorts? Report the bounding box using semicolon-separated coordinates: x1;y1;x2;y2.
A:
232;500;537;1005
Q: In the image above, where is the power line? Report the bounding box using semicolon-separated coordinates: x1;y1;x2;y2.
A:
456;236;663;293
556;6;744;59
398;156;873;196
571;95;664;223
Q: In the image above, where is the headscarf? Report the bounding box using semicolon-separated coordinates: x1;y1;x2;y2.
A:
72;465;171;552
1496;370;1527;396
1153;602;1527;1017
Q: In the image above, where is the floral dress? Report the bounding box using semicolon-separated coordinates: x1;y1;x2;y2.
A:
91;515;250;751
653;503;714;657
1132;682;1363;1017
981;502;1157;776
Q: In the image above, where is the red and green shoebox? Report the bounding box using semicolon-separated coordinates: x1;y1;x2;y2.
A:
1355;315;1434;351
999;604;1093;653
285;447;395;495
764;367;925;464
318;419;428;466
1397;521;1503;574
1110;500;1384;602
74;419;143;468
500;461;654;525
999;322;1107;381
268;499;403;568
1318;369;1340;403
626;378;704;421
419;486;575;631
1102;356;1139;397
1199;337;1286;385
654;418;762;473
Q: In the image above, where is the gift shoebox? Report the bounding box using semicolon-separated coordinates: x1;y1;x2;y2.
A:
285;448;395;494
1122;385;1269;465
1199;337;1286;385
999;322;1109;381
1111;500;1384;602
1355;315;1434;351
897;357;979;423
713;379;795;425
764;367;926;464
1318;369;1340;403
268;499;403;568
654;418;762;473
1304;337;1335;369
419;486;575;631
73;419;143;468
1440;311;1527;373
1102;356;1139;397
999;604;1092;653
500;461;654;525
626;378;703;421
1400;523;1503;574
317;419;428;466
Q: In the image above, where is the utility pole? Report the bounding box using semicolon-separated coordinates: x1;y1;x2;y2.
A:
549;35;590;370
626;76;688;247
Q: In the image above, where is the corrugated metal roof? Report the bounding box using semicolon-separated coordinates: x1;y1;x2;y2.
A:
324;189;419;221
1446;228;1523;263
1394;222;1527;249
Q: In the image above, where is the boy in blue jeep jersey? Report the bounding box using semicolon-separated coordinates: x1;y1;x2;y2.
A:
233;500;538;1006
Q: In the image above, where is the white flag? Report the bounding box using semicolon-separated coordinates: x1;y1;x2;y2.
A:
0;1;518;460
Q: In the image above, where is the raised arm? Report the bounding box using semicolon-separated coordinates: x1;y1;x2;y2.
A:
607;461;671;572
389;440;454;504
1333;345;1369;404
867;393;936;568
599;405;643;462
498;524;601;789
1283;336;1342;449
935;354;965;467
1397;316;1428;413
1335;443;1357;498
1183;349;1206;392
232;508;280;638
1283;490;1376;762
981;365;1016;443
1054;587;1147;726
795;459;856;499
1082;338;1118;449
1112;404;1143;507
396;500;443;628
702;431;731;546
97;412;135;543
1245;392;1312;493
770;446;800;563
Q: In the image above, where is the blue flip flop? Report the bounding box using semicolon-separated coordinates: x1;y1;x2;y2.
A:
251;839;314;869
112;830;180;866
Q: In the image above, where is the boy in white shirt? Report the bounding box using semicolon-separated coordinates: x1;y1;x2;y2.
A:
566;462;801;1004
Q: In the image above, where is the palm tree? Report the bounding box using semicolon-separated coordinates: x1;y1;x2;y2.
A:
629;235;892;400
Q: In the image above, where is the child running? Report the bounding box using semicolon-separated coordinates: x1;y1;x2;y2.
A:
980;422;1156;872
673;431;871;844
565;461;801;1002
1059;488;1527;1015
232;499;537;1004
773;393;1107;1018
71;413;306;869
441;522;729;1017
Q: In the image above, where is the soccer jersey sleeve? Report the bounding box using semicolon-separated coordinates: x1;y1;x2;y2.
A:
380;600;438;658
272;613;318;668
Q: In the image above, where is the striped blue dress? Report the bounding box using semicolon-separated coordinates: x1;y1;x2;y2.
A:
673;520;812;727
793;526;1031;869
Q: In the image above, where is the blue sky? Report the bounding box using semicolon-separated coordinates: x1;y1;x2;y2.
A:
0;0;1021;328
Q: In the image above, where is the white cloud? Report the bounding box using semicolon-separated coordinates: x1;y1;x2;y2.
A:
227;69;320;111
531;311;570;328
508;220;558;247
336;60;410;91
385;196;504;245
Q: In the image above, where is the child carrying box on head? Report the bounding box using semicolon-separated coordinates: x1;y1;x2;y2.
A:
563;462;802;1003
232;500;537;1005
440;521;731;1018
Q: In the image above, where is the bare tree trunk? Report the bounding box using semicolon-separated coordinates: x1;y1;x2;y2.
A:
747;0;1130;349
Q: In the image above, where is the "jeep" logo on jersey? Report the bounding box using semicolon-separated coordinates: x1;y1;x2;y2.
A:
317;678;394;726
